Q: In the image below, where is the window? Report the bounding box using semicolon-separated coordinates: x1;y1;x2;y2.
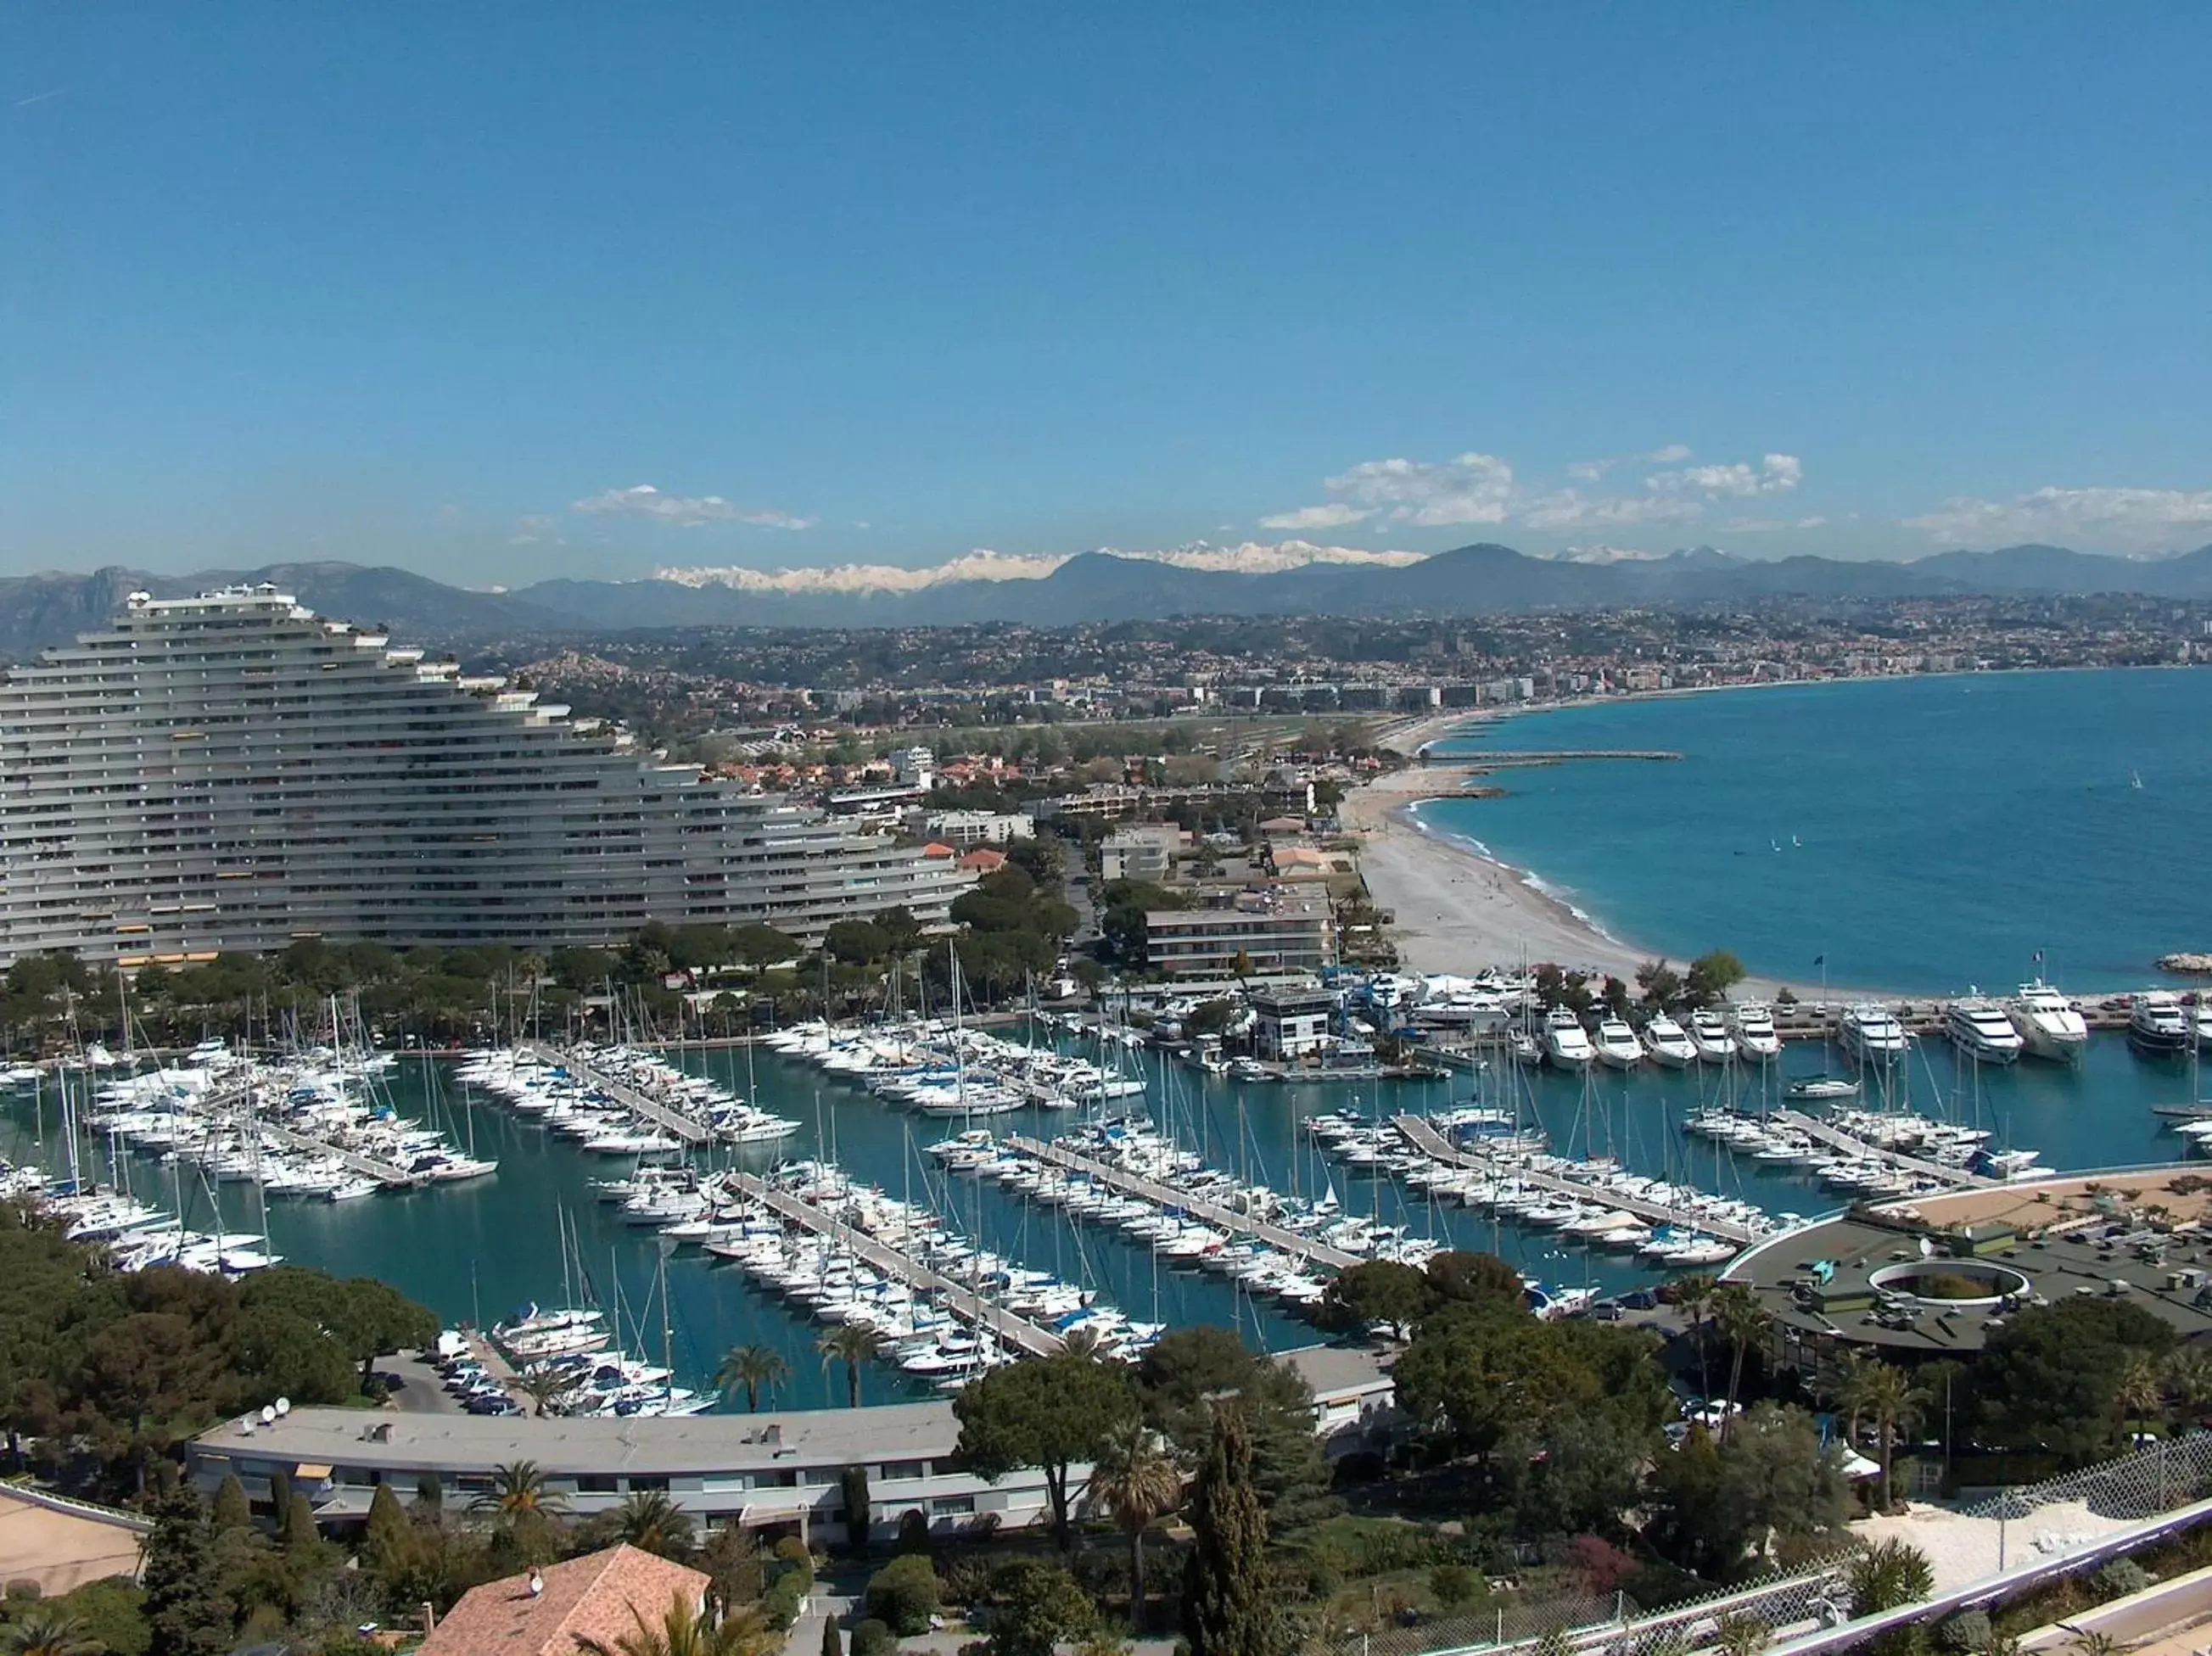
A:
930;1497;974;1517
878;1460;928;1481
627;1476;669;1493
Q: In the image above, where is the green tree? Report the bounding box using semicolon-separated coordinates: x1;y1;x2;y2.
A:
716;1345;791;1413
209;1474;250;1536
1181;1410;1280;1656
518;1366;580;1418
1686;951;1747;1006
1086;1418;1182;1632
1977;1299;2178;1462
618;1489;697;1560
2116;1351;2164;1446
955;1352;1137;1553
819;1613;842;1656
1317;1260;1433;1340
1134;1329;1332;1529
469;1458;569;1563
817;1326;883;1410
841;1465;871;1558
1710;1282;1766;1440
141;1478;231;1656
1424;1250;1524;1311
1843;1362;1930;1511
1672;1274;1718;1403
362;1482;411;1575
238;1268;437;1391
864;1555;941;1636
987;1563;1096;1656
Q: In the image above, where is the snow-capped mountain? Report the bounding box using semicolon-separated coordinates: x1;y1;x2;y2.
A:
653;540;1427;595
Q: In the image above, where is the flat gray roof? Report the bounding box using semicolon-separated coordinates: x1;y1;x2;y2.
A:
194;1399;961;1480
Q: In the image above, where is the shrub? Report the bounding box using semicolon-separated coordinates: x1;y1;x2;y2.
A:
854;1620;898;1656
1429;1564;1481;1608
3;1581;42;1601
1939;1611;1992;1653
775;1536;818;1587
897;1509;932;1557
940;1556;994;1606
2097;1558;2151;1599
867;1554;943;1636
763;1574;809;1631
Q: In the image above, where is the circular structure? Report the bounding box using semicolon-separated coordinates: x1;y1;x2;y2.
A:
1867;1259;2031;1308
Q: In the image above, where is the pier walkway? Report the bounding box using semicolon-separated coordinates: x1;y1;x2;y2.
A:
722;1170;1066;1358
1770;1110;1995;1189
1005;1134;1361;1272
519;1043;714;1145
1392;1116;1762;1245
193;1080;422;1188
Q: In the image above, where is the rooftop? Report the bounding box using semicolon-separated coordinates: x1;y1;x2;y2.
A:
418;1545;708;1656
1724;1169;2212;1355
195;1397;965;1479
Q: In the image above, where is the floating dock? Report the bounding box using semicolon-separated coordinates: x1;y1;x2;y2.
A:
191;1078;423;1188
720;1169;1067;1358
1769;1108;1996;1189
1391;1115;1763;1245
1004;1133;1362;1272
519;1043;714;1145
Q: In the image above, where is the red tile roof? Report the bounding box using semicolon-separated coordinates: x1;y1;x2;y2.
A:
418;1544;711;1656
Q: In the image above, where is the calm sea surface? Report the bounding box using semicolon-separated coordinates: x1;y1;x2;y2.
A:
1424;667;2212;995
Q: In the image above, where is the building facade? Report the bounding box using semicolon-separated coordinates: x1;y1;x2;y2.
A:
0;588;971;965
1144;887;1334;976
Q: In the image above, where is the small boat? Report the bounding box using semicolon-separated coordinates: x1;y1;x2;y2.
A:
1786;1075;1861;1102
2006;980;2088;1063
1943;999;2024;1066
1593;1017;1643;1071
1642;1015;1697;1068
2130;992;2192;1056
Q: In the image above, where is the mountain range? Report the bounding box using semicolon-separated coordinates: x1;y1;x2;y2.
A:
5;541;2212;657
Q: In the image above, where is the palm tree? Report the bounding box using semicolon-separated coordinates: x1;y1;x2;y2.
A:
1710;1281;1765;1442
818;1324;883;1409
2116;1351;2164;1446
714;1344;791;1413
1673;1274;1718;1403
468;1458;573;1520
2163;1348;2212;1422
519;1367;580;1418
1061;1325;1105;1360
1842;1359;1929;1511
577;1592;775;1656
0;1611;100;1656
1086;1417;1182;1632
1845;1539;1934;1617
617;1489;697;1560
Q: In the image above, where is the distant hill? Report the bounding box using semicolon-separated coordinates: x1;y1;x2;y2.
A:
2;540;2209;656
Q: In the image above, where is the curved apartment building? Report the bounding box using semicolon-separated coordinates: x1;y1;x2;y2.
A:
0;586;971;965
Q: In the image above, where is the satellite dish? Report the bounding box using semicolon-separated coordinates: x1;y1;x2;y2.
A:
1919;1237;1935;1258
276;1397;291;1416
260;1405;276;1424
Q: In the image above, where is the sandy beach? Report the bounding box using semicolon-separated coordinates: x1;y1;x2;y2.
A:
1341;760;1813;1000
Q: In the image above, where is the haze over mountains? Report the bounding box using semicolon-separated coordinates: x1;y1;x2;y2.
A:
5;540;2212;657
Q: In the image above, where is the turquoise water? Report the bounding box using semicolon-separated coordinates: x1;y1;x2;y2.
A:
7;1022;2209;1409
1424;668;2212;996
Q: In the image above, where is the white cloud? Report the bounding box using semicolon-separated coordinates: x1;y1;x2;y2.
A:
1259;503;1374;531
571;484;816;529
1647;453;1802;498
1264;445;1803;536
1724;513;1828;533
1566;443;1693;482
1903;486;2212;552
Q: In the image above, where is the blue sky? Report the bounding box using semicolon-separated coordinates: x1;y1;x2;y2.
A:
4;5;2209;584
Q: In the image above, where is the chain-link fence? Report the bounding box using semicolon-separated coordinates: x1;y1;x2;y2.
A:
1313;1434;2212;1656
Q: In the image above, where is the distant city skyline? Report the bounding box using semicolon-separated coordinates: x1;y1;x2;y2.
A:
4;7;2209;583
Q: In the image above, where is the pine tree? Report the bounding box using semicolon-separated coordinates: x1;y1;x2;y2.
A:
1181;1410;1281;1656
142;1478;232;1656
210;1475;250;1536
284;1492;320;1553
820;1613;843;1656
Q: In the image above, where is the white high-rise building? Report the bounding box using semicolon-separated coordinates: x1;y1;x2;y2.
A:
0;587;972;966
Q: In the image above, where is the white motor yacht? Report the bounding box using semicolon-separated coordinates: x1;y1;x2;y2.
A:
2005;980;2088;1062
1593;1017;1643;1070
1688;1009;1738;1063
2130;992;2192;1056
1944;999;2025;1065
1842;1004;1910;1060
1643;1014;1697;1068
1726;1000;1784;1059
1543;1007;1595;1071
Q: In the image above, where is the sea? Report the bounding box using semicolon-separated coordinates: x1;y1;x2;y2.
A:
1421;666;2212;996
3;668;2209;1410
